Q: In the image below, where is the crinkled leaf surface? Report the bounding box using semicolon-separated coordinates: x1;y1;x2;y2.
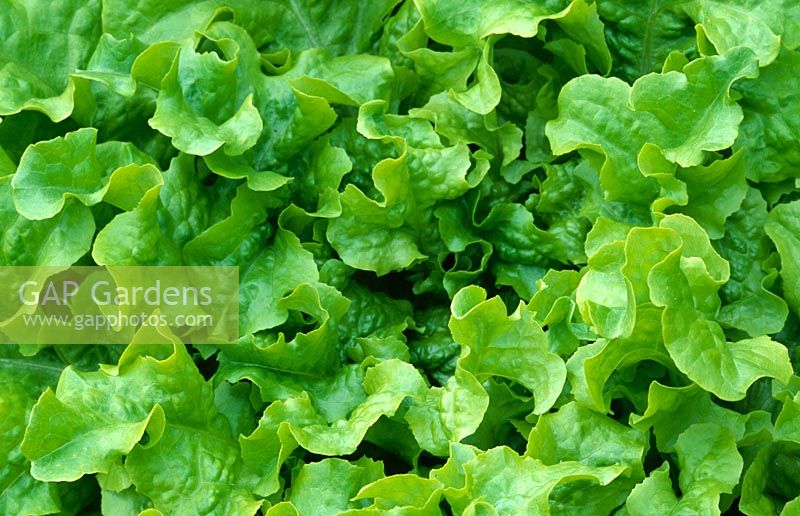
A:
1;0;799;514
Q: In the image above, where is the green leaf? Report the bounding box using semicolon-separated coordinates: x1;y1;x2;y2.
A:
627;424;743;515
240;282;348;377
3;0;800;511
12;128;155;220
630;48;758;166
288;458;384;515
625;463;679;516
286;360;427;455
415;0;595;49
576;241;636;339
0;348;65;516
651;249;793;400
713;188;788;336
199;22;395;184
740;442;800;515
410;92;523;168
22;389;164;482
765;201;800;317
457;446;625;515
449;286;566;414
630;382;752;452
238;229;320;334
149;39;262;156
22;339;263;515
674;150;748;239
250;0;402;55
102;0;221;43
405;367;489;456
527;403;646;514
183;183;274;264
690;0;799;67
352;474;443;513
547;49;758;203
327;101;482;275
735;49;800;183
239;360;427;497
326;183;427;275
596;0;696;81
567;306;672;413
0;175;94;266
414;0;610;114
527;401;646;472
0;0;101;121
93;153;245;266
775;387;800;439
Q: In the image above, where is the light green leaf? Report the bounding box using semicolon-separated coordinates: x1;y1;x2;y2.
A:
22;339;263;515
547;49;758;203
22;389;164;482
690;0;797;66
674;150;748;239
630;48;758;166
576;241;636;339
567;306;672;413
328;101;482;275
0;175;94;266
627;424;743;515
0;348;65;516
288;458;384;515
459;446;625;515
527;401;646;474
240;360;427;497
651;250;792;400
449;286;566;414
238;229;319;334
630;381;756;452
625;463;679;516
149;40;262;156
12;128;155;220
353;474;443;513
405;368;489;456
415;0;589;48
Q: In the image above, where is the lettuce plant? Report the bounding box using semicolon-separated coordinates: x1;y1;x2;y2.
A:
1;0;800;514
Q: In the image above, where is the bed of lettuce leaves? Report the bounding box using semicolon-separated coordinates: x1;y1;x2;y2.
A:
2;0;800;514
